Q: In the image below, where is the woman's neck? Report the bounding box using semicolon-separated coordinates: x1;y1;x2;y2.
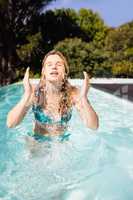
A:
44;81;62;113
45;81;62;96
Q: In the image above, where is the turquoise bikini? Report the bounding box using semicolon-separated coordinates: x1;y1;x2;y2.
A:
27;130;71;143
32;104;72;126
29;103;72;143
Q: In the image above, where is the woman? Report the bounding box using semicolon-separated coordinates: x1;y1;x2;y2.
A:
7;50;99;143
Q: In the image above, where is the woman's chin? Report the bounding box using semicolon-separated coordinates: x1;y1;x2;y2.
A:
49;78;59;83
48;76;63;83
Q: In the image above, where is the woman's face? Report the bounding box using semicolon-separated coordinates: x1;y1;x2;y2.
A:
43;54;66;83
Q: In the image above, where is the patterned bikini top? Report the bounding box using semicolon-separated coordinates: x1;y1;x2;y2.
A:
32;104;72;125
32;85;72;125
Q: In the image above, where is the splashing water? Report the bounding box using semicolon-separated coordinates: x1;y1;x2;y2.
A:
1;80;133;200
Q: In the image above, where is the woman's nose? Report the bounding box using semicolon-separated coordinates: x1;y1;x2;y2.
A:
51;64;57;69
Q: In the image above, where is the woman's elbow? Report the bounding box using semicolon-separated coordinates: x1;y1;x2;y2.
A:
6;121;12;128
6;119;14;128
88;115;99;130
92;115;99;130
91;123;99;130
6;114;16;128
85;121;99;130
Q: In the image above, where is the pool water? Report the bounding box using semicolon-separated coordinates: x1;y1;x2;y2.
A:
0;80;133;200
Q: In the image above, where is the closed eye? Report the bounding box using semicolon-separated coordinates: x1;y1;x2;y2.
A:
56;62;64;67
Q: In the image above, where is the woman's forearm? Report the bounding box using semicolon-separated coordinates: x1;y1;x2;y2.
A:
6;93;31;128
78;97;99;130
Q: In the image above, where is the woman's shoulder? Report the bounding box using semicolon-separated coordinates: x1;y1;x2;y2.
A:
70;85;80;94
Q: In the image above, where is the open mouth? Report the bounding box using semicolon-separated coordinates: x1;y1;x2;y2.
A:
50;72;58;75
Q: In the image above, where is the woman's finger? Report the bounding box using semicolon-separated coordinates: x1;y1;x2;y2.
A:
23;67;30;82
23;67;32;95
83;71;90;80
80;71;91;96
83;71;90;86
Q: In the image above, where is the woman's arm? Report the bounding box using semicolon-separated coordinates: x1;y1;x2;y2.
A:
6;67;35;128
74;92;99;130
72;71;99;130
6;93;32;128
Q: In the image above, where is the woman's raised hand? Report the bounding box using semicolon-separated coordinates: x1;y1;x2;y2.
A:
23;67;32;98
80;71;91;99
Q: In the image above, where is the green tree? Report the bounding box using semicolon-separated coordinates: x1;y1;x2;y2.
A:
0;0;53;85
40;8;108;49
78;8;107;44
40;8;108;78
112;61;133;77
54;37;109;78
104;21;133;77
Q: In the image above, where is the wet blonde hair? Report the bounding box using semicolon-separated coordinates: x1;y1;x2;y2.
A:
33;50;73;116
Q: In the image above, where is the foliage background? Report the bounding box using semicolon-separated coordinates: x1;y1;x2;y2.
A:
0;0;133;86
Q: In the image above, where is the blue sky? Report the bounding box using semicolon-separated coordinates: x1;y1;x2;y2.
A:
45;0;133;27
